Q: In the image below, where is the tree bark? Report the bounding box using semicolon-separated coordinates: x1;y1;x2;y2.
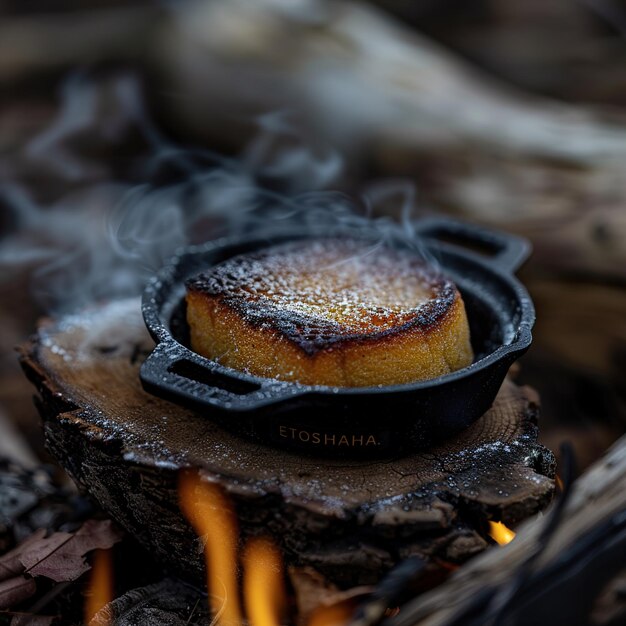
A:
386;435;626;626
20;298;555;586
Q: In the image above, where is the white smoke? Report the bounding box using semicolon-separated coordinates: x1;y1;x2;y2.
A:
0;71;430;314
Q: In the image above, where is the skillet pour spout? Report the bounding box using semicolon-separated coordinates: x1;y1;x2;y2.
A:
140;217;535;458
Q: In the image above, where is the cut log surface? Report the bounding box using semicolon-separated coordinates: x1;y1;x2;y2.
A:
20;298;555;585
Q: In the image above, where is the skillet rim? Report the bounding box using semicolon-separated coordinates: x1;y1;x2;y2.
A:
141;227;534;403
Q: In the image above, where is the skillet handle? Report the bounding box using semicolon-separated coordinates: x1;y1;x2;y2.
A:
414;216;531;273
139;344;300;412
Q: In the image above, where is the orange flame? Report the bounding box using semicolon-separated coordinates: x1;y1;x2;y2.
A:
243;536;286;626
84;548;114;624
488;521;516;545
179;471;242;624
180;472;288;625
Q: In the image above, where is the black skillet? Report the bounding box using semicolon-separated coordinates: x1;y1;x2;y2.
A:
140;217;534;458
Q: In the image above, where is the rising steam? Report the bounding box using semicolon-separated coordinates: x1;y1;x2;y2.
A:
0;71;430;314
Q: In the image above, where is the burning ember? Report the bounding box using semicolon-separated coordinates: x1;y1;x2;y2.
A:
179;471;287;626
488;521;516;546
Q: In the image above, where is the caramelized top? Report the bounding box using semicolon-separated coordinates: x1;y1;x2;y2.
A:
186;238;456;354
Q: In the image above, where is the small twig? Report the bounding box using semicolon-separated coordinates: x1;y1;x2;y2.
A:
185;596;201;626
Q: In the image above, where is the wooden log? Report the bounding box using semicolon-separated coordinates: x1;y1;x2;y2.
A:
0;5;161;82
385;434;626;626
4;2;626;281
520;276;626;471
20;298;555;586
153;0;626;281
157;0;626;163
525;277;626;388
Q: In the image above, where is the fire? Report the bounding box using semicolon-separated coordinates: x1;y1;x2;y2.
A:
243;537;286;626
307;603;354;626
84;548;114;624
179;471;287;626
179;471;242;624
488;521;516;545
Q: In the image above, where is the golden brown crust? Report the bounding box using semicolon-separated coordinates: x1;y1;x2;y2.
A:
186;239;474;386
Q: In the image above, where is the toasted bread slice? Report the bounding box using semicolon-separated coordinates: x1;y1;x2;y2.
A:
185;239;473;386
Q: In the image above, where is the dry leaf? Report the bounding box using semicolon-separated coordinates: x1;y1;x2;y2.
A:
0;519;122;611
0;576;37;610
22;520;122;581
0;530;48;582
0;520;122;584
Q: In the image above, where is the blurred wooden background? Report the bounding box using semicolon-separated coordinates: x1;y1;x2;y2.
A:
2;0;626;472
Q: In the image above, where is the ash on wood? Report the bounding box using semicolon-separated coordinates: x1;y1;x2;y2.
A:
386;435;626;626
20;299;555;586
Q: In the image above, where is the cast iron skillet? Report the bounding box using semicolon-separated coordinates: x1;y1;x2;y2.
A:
140;217;534;458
